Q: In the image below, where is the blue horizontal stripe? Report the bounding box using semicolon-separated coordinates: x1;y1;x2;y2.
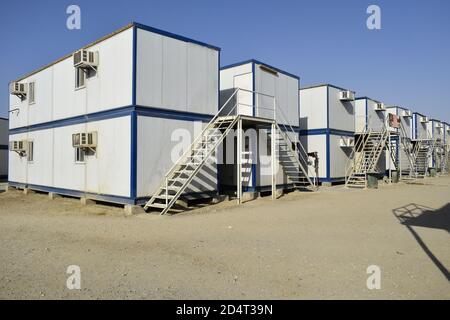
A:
9;105;217;135
299;128;354;136
135;106;213;122
0;145;8;150
8;181;137;205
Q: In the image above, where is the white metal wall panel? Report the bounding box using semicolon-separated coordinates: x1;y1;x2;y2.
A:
329;134;352;179
366;99;386;132
137;28;218;115
255;65;299;127
299;87;328;130
354;99;367;133
8;132;28;183
136;116;217;198
300;134;327;178
328;87;355;132
9;117;130;197
9;28;134;129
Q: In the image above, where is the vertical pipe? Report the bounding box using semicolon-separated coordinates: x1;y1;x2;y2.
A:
237;118;242;204
271;123;276;199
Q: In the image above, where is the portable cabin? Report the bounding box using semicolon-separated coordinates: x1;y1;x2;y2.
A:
412;112;430;140
0;117;8;181
384;106;414;176
353;97;388;177
299;84;355;185
8;22;220;209
218;60;305;194
429;119;445;172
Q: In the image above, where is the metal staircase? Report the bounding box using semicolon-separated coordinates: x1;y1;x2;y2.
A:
144;89;240;215
144;88;316;215
345;125;389;188
273;123;316;189
395;121;417;181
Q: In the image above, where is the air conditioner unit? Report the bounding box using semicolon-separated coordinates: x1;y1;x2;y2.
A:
340;137;355;148
420;116;429;123
72;132;98;148
374;103;386;111
9;82;27;97
402;110;412;118
339;90;355;101
435;123;443;129
9;140;26;152
73;49;98;69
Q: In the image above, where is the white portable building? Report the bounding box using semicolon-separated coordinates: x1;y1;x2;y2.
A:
219;60;301;193
0;117;8;181
8;22;220;205
355;97;387;133
412;112;429;140
299;84;355;184
384;106;414;174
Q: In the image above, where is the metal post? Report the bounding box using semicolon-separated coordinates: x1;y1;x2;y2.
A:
237;118;242;204
271;123;276;199
388;131;392;183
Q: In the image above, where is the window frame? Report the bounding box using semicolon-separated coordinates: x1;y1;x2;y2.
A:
74;147;86;164
28;81;36;105
75;68;86;90
27;140;34;162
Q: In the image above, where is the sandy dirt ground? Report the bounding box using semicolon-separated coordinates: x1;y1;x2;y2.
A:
0;176;449;300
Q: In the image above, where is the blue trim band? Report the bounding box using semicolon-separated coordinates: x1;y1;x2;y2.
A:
8;181;137;205
299;128;354;137
133;22;220;51
9;105;215;135
0;145;8;150
135;106;213;122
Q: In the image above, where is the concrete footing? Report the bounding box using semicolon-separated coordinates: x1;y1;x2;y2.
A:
274;189;284;199
23;188;35;195
321;182;332;187
211;195;229;204
48;192;61;200
242;192;258;202
124;205;146;216
80;197;95;206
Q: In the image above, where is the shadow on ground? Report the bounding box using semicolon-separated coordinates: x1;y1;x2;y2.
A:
393;203;450;281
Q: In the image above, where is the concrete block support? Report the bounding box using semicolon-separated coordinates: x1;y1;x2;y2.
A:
80;197;95;206
242;192;258;202
321;182;332;187
124;205;146;216
23;188;35;195
48;192;61;200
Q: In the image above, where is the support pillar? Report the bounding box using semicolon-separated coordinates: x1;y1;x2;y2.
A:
236;118;242;204
271;123;276;200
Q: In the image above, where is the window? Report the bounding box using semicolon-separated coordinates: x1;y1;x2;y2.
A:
27;141;34;162
28;82;35;104
75;147;85;163
75;68;85;89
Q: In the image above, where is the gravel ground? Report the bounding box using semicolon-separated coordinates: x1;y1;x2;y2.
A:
0;176;449;300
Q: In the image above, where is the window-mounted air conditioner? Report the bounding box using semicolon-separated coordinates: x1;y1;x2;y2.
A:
9;82;27;97
420;116;429;123
402;110;412;118
374;102;386;111
435;122;443;129
72;132;98;148
340;137;355;148
73;49;98;69
9;140;26;152
339;90;355;101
